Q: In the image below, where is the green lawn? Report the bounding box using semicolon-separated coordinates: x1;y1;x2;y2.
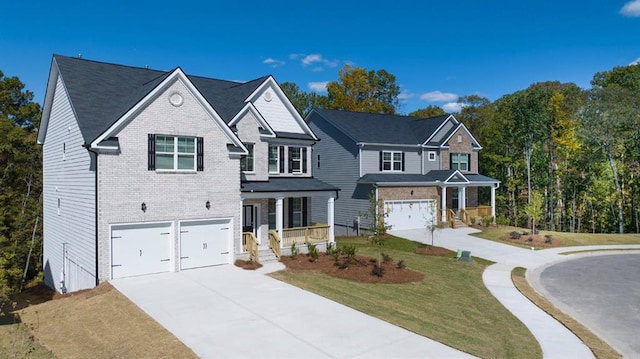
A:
472;226;640;247
270;235;542;359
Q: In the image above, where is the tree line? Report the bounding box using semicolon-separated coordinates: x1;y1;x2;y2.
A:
283;63;640;234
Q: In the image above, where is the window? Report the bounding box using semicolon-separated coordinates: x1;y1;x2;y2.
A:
289;147;302;173
240;143;254;172
268;145;280;173
428;151;436;161
148;134;203;171
381;151;403;171
457;134;463;143
450;153;469;171
268;199;276;229
290;198;303;227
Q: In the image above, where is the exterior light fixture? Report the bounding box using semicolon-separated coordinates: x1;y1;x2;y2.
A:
141;202;147;212
206;200;211;210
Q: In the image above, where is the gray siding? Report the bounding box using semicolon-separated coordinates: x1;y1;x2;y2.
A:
307;113;371;235
423;149;441;173
431;119;455;143
360;147;422;175
42;76;97;293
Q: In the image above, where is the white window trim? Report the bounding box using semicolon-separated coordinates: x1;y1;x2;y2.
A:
451;153;469;171
428;151;436;161
269;145;280;174
241;143;255;173
382;150;403;172
290;147;302;174
156;135;196;172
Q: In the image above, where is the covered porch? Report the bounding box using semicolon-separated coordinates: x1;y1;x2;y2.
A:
240;178;339;259
439;173;500;225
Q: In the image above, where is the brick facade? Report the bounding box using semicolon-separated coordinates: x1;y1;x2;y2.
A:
441;128;478;173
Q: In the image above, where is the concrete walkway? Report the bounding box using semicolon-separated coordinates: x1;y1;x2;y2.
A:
112;261;475;359
390;227;640;359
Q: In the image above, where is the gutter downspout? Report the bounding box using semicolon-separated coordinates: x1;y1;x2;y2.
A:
86;145;99;286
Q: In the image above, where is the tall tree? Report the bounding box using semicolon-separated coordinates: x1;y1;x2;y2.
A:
0;71;42;293
408;105;445;118
280;82;326;117
325;65;400;114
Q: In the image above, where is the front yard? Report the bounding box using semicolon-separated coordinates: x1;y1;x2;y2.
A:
269;235;542;359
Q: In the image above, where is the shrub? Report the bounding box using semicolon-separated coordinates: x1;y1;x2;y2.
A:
371;263;385;277
396;260;406;269
290;242;298;259
544;235;553;244
338;257;351;269
481;216;494;227
496;214;510;226
509;231;521;240
469;216;476;226
325;242;337;256
340;244;357;258
381;252;393;264
307;242;318;262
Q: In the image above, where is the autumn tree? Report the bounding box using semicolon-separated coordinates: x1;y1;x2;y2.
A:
280;82;326;117
325;65;400;114
408;105;445;118
0;71;42;293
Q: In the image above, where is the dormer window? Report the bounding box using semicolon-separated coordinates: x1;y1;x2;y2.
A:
380;151;404;172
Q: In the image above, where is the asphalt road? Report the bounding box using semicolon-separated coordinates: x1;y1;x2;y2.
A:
538;253;640;358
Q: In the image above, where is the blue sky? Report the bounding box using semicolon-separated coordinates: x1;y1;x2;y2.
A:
2;0;639;114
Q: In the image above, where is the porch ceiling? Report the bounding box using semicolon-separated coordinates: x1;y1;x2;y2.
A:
241;177;340;193
358;171;499;187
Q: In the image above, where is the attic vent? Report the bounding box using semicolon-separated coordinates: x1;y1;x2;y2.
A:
264;91;273;102
169;92;184;107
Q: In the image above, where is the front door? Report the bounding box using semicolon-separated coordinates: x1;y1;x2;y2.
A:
242;205;255;233
451;188;459;217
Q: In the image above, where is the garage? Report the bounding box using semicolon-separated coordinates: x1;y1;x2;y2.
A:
385;200;436;231
179;219;232;270
111;222;172;279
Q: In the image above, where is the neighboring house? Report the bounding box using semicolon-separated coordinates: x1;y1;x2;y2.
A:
306;109;499;235
38;55;338;293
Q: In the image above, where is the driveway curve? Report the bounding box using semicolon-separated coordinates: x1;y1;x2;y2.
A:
528;252;640;358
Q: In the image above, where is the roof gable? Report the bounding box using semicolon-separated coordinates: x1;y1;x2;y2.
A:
440;122;482;149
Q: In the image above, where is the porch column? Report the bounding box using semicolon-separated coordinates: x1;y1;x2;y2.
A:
327;196;335;243
441;186;447;222
276;196;284;247
460;186;466;210
491;185;496;219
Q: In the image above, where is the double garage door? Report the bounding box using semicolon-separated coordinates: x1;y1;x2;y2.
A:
385;200;437;231
111;219;231;279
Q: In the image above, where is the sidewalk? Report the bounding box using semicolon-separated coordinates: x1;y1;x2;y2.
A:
391;228;611;359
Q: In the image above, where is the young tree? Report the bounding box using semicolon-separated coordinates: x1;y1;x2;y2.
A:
325;65;400;114
524;190;544;235
361;192;390;271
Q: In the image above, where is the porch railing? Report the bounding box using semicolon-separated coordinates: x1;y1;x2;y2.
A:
281;224;330;248
447;209;456;228
242;232;259;263
269;230;281;259
464;206;492;219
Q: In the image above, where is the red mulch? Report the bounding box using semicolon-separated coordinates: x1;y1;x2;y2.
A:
279;253;424;284
414;245;454;256
234;259;264;270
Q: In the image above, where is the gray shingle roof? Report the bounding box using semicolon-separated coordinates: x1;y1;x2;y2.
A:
52;55;268;144
241;178;340;193
358;170;498;185
309;108;451;145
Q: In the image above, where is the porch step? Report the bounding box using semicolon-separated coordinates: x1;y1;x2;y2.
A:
236;249;280;264
453;219;468;228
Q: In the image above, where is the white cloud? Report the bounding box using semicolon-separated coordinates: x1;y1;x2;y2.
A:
420;91;458;102
308;81;329;92
263;58;285;67
630;57;640;65
398;91;415;101
443;102;465;113
621;0;640;16
296;53;341;70
302;54;323;65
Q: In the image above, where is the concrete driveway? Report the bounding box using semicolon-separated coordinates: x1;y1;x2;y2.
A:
111;262;474;359
529;252;640;358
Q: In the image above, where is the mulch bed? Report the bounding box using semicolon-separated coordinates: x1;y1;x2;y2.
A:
501;232;563;248
234;259;263;270
279;253;424;284
414;245;454;256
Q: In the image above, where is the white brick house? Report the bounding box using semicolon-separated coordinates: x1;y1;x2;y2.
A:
38;55;337;293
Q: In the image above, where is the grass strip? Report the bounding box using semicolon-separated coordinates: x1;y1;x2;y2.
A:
511;268;622;359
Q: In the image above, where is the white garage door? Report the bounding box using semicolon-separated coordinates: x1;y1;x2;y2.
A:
111;222;172;279
385;200;436;231
180;219;231;270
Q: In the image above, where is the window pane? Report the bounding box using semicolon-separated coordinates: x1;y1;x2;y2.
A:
156;154;174;169
290;147;301;172
393;161;402;171
393;152;402;161
269;146;279;173
177;154;194;170
383;152;392;161
292;198;302;227
177;137;195;153
156;136;174;153
268;199;276;229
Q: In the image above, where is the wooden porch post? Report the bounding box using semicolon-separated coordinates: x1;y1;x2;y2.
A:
328;196;335;243
276;196;284;248
441;186;447;222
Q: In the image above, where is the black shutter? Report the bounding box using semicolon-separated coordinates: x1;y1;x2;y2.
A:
379;151;383;171
288;148;293;173
401;152;405;172
288;198;293;227
302;148;308;174
302;198;308;226
148;134;155;170
450;154;454;170
196;137;204;171
467;154;471;172
279;146;285;173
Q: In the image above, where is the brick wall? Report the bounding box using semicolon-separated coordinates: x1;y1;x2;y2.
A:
441;128;478;173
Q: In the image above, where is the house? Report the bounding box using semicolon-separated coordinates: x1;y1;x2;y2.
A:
37;55;338;293
306;109;499;235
